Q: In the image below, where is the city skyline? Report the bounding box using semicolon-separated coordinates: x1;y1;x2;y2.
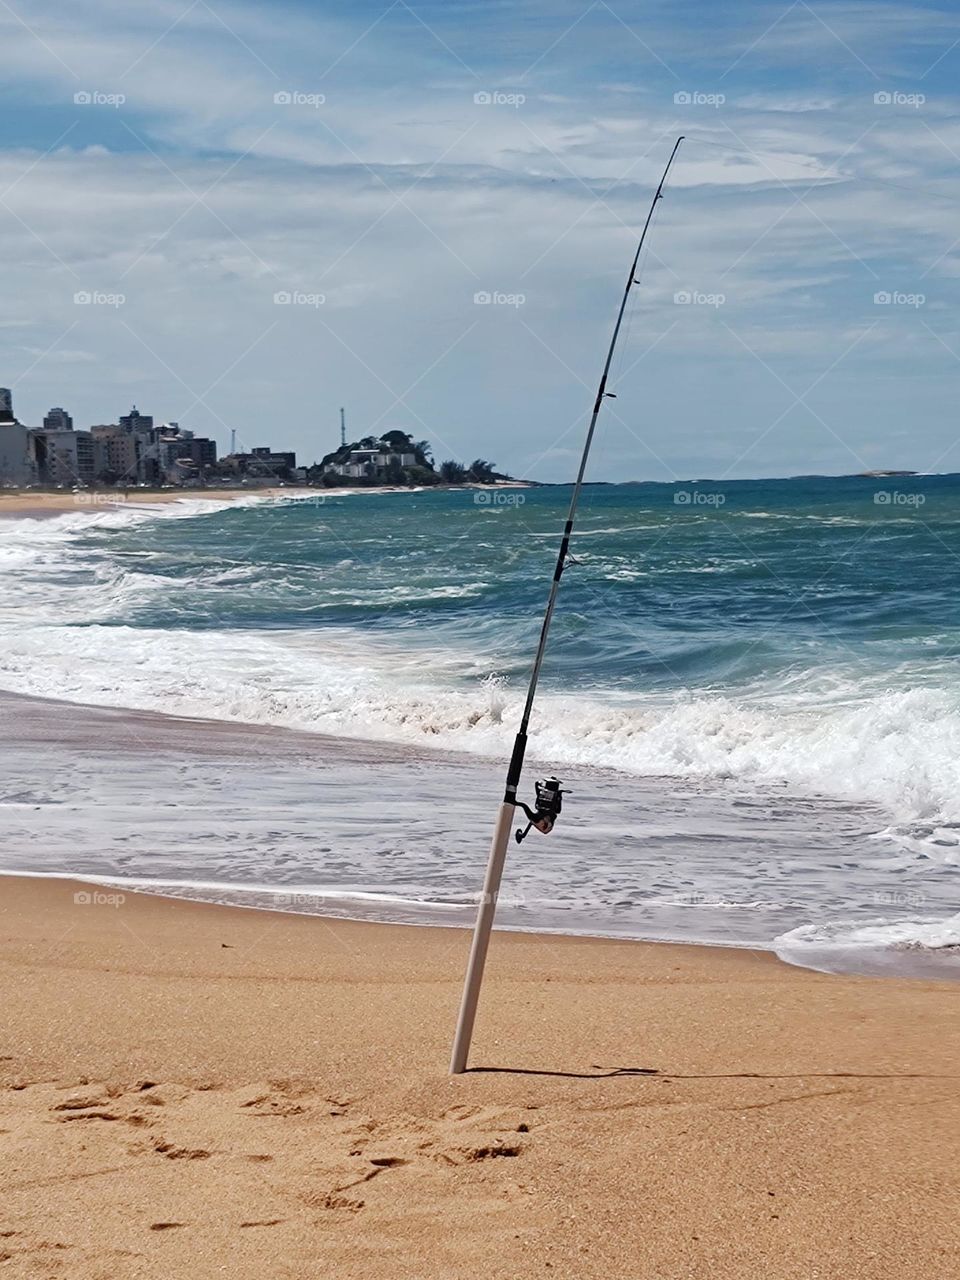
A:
3;389;356;461
0;383;482;488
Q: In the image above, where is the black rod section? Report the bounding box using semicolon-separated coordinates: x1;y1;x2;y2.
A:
503;135;685;802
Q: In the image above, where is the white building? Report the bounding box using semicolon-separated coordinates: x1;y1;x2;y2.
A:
0;389;37;487
324;440;418;479
114;407;158;484
33;428;95;487
91;424;139;484
0;422;36;487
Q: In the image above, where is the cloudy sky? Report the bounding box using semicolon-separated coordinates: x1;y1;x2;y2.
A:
2;0;959;479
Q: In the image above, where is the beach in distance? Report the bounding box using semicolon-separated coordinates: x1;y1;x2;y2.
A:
0;486;300;515
0;480;532;519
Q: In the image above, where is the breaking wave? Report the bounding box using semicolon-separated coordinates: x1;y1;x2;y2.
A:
0;492;959;827
774;914;960;979
2;479;959;977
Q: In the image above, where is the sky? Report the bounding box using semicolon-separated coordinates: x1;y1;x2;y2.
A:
2;0;960;481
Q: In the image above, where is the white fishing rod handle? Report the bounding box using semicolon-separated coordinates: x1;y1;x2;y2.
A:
449;800;516;1074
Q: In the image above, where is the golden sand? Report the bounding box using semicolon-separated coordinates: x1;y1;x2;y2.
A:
0;488;318;518
1;874;957;1278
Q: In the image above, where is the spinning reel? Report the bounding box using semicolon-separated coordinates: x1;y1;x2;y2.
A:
515;776;568;844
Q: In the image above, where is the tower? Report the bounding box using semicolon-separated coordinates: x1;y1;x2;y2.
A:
119;405;153;432
43;407;74;432
340;407;346;448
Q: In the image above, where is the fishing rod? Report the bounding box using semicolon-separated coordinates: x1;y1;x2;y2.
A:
449;135;685;1074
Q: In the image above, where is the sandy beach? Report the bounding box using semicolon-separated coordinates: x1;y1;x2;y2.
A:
0;483;526;519
1;505;958;1277
0;488;323;518
1;873;957;1279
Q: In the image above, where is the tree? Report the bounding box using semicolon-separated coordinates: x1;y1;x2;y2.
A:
440;460;467;483
381;429;412;449
413;439;434;465
468;458;496;483
405;463;441;486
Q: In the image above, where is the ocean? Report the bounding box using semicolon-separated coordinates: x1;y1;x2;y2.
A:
1;476;958;977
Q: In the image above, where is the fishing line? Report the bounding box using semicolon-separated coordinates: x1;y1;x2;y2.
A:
609;157;674;389
602;156;679;484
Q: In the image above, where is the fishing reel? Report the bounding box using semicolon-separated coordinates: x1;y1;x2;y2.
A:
515;776;567;844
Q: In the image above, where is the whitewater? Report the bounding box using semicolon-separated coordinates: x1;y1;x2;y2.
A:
0;479;957;976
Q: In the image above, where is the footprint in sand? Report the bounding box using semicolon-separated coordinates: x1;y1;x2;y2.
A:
302;1193;364;1214
239;1093;308;1117
51;1095;111;1112
152;1140;211;1160
435;1142;523;1166
55;1110;122;1123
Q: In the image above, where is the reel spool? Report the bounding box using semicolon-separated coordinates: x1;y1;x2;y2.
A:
515;776;568;843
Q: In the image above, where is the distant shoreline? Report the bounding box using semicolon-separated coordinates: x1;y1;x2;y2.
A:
0;480;534;519
0;486;299;519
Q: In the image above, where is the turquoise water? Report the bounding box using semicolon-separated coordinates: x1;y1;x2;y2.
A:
41;476;960;694
0;477;957;973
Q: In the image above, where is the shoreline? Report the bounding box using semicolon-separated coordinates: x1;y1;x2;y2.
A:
0;486;317;520
2;873;957;1278
1;686;956;982
0;480;532;519
0;865;761;952
0;486;351;518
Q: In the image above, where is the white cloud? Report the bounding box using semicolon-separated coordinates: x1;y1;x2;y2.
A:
1;0;959;477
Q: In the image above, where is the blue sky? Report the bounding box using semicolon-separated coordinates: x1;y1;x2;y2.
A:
2;0;960;479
